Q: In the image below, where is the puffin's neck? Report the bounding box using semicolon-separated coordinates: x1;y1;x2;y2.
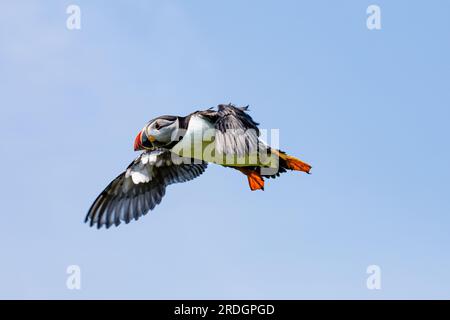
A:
177;115;191;131
164;115;190;149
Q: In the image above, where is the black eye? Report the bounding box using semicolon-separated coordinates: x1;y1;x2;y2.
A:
155;122;161;130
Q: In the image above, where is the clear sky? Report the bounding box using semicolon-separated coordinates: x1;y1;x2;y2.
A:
1;0;450;299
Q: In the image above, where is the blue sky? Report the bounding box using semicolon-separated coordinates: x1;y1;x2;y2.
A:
1;0;450;299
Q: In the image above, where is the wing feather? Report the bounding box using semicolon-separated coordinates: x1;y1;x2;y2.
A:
204;104;261;157
86;149;207;229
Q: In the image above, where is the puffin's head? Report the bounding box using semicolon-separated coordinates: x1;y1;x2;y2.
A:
134;115;179;151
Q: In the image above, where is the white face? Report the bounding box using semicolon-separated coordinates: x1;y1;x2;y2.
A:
145;117;179;145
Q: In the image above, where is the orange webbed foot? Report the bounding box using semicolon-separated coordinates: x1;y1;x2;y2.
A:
236;167;265;191
247;172;265;191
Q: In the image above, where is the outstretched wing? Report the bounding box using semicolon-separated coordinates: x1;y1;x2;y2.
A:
201;104;261;157
86;149;207;229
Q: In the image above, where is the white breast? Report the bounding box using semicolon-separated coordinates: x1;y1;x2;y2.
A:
171;115;216;162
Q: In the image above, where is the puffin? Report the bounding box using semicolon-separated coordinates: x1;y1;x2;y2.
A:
86;104;311;229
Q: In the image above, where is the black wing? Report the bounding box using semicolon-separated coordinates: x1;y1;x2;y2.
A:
200;104;261;157
86;149;207;229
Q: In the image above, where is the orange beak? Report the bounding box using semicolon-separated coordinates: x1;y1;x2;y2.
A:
134;131;155;151
134;131;143;151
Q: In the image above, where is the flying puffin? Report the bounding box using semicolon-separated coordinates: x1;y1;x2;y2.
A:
86;104;311;229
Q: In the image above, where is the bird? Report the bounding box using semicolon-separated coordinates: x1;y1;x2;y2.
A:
86;104;311;229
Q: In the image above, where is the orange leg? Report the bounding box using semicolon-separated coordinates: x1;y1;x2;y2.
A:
235;167;265;191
